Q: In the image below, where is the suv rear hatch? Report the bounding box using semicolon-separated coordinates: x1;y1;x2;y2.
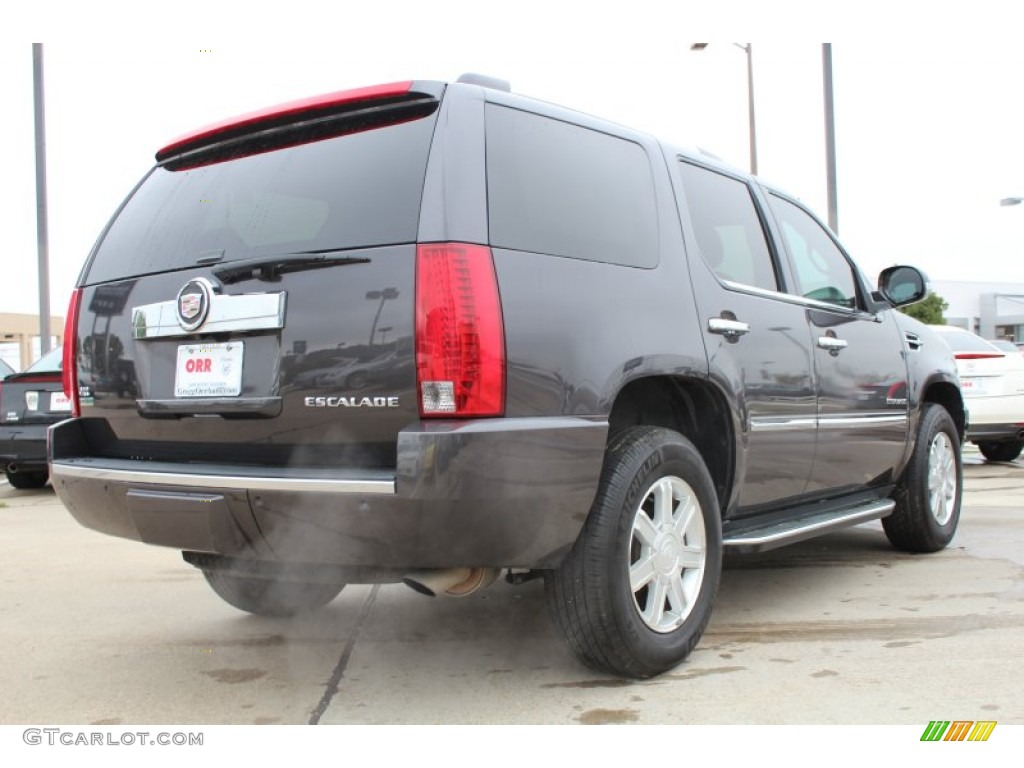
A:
65;82;446;472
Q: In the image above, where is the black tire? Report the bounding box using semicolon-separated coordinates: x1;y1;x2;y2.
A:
883;404;962;553
202;570;345;617
5;469;48;489
977;440;1023;463
544;426;722;679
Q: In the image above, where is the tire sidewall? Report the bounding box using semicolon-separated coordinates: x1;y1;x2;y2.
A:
602;431;723;671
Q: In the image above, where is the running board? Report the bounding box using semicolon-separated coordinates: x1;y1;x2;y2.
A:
722;499;896;554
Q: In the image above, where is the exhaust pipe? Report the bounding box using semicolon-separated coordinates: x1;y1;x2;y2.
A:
7;463;17;474
403;567;500;597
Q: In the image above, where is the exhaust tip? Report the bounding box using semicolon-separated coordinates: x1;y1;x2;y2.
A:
403;567;500;598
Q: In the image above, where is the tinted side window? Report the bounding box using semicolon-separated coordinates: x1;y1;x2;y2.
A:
486;105;659;268
768;194;859;309
676;162;778;291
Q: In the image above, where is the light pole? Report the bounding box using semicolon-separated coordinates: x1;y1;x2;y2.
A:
691;43;757;176
823;44;838;234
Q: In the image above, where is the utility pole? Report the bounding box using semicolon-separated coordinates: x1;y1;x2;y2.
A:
33;43;52;355
823;43;838;234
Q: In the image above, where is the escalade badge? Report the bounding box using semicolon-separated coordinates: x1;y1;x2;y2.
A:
175;277;216;331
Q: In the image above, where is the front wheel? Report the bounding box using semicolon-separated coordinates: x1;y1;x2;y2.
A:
977;439;1023;463
202;570;345;617
883;404;962;553
545;427;722;679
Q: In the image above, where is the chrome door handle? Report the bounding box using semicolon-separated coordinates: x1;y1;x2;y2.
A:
817;336;848;352
708;318;751;338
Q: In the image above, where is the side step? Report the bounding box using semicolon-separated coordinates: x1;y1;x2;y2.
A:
722;499;895;554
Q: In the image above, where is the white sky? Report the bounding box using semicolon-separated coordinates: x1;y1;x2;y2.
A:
3;4;1023;321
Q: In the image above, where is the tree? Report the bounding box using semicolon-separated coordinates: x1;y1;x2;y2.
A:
900;291;948;325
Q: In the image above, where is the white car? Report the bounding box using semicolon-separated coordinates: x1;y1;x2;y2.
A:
932;326;1024;461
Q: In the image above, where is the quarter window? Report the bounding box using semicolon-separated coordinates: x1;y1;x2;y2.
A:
486;105;659;268
676;162;778;291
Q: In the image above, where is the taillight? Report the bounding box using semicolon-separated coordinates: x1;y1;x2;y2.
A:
415;243;505;418
62;288;83;417
955;353;1004;360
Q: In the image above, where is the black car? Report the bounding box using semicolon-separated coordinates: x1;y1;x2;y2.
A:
50;75;965;678
1;347;69;488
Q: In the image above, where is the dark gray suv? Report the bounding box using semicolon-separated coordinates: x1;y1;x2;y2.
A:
51;76;965;678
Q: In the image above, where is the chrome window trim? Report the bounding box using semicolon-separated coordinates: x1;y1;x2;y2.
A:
132;291;286;339
51;461;395;495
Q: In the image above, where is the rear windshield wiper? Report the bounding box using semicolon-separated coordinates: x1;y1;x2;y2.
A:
211;250;371;284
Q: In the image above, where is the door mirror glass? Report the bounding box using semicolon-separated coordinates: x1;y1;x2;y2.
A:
877;265;927;307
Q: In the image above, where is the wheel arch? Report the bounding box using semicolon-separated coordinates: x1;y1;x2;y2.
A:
607;376;732;513
921;378;966;442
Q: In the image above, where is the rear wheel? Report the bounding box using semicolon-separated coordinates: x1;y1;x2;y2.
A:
883;404;962;553
5;469;48;489
977;440;1023;463
544;427;722;679
202;570;345;617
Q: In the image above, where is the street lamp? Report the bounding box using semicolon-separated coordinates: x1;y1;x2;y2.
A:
691;43;758;176
1000;197;1023;206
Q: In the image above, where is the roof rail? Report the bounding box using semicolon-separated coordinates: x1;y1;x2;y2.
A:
456;73;511;92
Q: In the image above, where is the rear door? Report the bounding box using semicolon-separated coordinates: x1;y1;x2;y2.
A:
673;159;817;514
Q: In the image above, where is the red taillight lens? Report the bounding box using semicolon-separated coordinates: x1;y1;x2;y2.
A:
415;243;505;418
955;353;1004;360
62;288;83;417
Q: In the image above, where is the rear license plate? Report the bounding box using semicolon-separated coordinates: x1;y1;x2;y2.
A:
960;378;988;396
174;342;244;398
49;392;72;412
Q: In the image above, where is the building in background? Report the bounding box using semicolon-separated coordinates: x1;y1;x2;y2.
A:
932;280;1024;342
0;312;64;371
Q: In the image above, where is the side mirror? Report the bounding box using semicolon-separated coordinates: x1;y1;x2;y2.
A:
877;265;928;307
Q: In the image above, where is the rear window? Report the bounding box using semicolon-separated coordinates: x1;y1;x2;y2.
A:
486;105;659;268
936;328;1003;354
26;346;62;374
84;112;440;284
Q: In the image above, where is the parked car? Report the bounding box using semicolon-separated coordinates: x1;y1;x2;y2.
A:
987;339;1024;356
1;347;69;488
50;75;965;678
932;326;1024;462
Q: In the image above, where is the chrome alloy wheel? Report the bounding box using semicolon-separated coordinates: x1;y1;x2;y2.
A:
629;476;707;633
927;431;958;526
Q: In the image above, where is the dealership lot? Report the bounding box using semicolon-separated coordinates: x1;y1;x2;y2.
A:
1;450;1022;726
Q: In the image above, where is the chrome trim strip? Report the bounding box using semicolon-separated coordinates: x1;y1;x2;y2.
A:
719;279;877;319
750;418;818;432
817;414;908;428
132;291;286;339
51;461;395;495
724;500;895;549
751;414;908;432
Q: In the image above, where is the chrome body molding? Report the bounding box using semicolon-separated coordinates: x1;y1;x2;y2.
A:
132;291;286;339
50;460;395;495
750;413;908;432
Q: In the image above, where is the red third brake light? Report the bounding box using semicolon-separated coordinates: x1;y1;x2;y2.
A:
416;243;505;418
62;288;83;417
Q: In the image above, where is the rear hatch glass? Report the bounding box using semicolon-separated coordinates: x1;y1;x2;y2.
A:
84;100;441;284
